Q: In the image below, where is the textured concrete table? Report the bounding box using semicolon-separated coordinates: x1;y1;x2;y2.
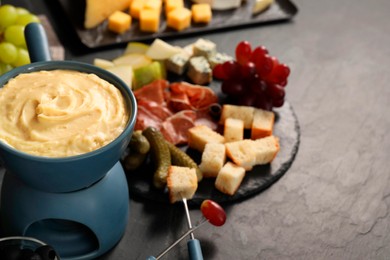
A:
2;0;390;259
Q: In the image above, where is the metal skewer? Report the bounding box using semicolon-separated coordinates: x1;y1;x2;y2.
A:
182;198;195;239
146;218;208;260
182;198;204;260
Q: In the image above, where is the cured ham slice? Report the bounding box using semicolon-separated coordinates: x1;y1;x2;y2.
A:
137;99;173;121
135;106;163;131
134;79;168;104
160;110;197;145
169;81;218;110
133;80;220;144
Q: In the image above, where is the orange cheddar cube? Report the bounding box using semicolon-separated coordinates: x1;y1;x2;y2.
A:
145;0;163;13
191;4;212;24
167;7;191;31
108;11;132;34
140;9;160;33
130;0;145;19
165;0;184;15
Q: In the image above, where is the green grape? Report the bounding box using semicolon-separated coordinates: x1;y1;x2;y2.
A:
0;63;13;75
0;62;14;74
0;42;18;64
4;25;26;47
11;48;30;67
15;13;40;26
15;7;30;15
0;5;18;30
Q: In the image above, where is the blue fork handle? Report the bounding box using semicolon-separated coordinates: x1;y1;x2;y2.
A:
188;239;203;260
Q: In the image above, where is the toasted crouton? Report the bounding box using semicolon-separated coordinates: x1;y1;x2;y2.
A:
199;143;226;178
251;108;275;139
225;139;256;170
187;125;225;152
219;104;255;129
167;166;198;204
224;118;244;142
253;136;280;165
215;162;246;196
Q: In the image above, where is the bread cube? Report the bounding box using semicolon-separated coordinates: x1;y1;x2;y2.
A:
225;139;256;170
199;143;226;178
215;162;245;196
167;166;198;203
253;136;280;165
108;11;131;34
219;104;255;129
139;9;160;33
251;108;275;139
224;118;244;142
191;4;212;24
188;125;225;152
167;7;192;31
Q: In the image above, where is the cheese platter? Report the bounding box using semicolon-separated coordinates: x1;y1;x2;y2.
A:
56;0;298;48
126;95;300;206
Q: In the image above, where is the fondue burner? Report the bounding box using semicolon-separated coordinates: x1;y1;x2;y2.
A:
0;162;129;260
0;23;137;260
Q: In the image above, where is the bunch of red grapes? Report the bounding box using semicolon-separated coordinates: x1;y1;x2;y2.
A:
213;41;290;111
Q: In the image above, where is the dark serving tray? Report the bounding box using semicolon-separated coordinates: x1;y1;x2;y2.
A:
125;79;300;206
57;0;298;48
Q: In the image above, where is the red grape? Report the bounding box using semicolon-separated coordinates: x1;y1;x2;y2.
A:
218;41;290;110
254;94;273;111
200;199;226;227
239;61;256;79
221;79;245;96
249;76;267;94
212;63;228;80
266;62;290;85
250;46;268;62
254;54;273;78
237;93;257;106
272;98;285;108
222;60;241;80
266;83;285;100
235;41;252;65
279;79;288;87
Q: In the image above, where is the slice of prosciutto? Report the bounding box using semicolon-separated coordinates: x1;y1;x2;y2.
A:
160;110;197;145
133;80;220;144
168;81;218;111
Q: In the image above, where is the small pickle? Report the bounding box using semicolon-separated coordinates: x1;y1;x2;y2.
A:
129;130;150;154
123;152;147;171
142;127;171;189
165;140;203;182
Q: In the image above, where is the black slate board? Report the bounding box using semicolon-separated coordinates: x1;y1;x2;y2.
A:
125;99;300;206
56;0;298;48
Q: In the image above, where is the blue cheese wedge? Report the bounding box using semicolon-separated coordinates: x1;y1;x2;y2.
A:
193;38;217;58
208;52;234;68
187;56;212;85
166;52;191;75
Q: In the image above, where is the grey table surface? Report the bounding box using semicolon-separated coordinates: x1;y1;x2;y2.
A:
1;0;390;259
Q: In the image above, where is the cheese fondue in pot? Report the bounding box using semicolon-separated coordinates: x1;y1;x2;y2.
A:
0;70;129;157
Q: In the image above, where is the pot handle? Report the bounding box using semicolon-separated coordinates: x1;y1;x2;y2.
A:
24;22;52;63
